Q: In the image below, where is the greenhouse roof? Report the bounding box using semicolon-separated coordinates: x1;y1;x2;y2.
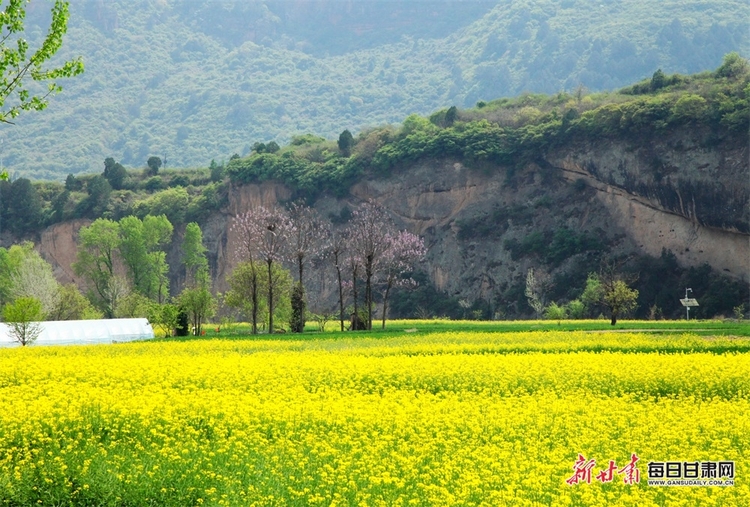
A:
0;318;155;347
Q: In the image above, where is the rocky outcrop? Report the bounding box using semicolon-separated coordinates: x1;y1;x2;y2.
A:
33;128;749;312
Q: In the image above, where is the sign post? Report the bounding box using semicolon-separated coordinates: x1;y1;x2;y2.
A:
680;288;699;320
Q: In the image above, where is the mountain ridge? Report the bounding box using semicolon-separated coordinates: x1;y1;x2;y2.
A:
3;0;747;179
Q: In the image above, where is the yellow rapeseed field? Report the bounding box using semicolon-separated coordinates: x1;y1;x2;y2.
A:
0;330;748;506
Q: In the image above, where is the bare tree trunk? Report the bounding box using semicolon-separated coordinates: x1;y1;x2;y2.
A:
336;263;344;332
250;261;258;335
365;256;373;330
267;259;274;334
381;281;392;329
352;265;359;331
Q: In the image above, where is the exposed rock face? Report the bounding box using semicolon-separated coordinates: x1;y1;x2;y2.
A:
35;128;749;312
38;219;91;285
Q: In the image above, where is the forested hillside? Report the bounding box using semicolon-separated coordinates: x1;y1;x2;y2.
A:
3;0;748;179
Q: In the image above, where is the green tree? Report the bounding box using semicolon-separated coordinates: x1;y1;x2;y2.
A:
76;175;111;218
225;260;263;334
290;282;305;333
338;129;354;157
565;299;586;319
225;260;291;334
7;178;43;235
119;215;173;302
524;267;549;318
103;157;128;190
7;243;60;318
50;188;69;223
150;303;179;338
3;296;43;346
115;292;155;318
602;280;639;326
146;156;162;176
0;0;83;125
581;273;603;317
134;187;189;224
49;284;101;320
716;52;749;79
64;173;81;191
73;218;121;318
177;286;215;336
544;302;567;324
181;222;209;288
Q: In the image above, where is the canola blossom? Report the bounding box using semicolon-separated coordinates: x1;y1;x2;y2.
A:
0;331;748;506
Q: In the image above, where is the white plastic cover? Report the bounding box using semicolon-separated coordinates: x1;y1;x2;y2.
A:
0;318;155;347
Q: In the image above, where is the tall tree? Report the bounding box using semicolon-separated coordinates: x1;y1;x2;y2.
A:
103;157;128;190
0;0;84;125
525;268;549;319
182;222;209;288
378;230;426;329
73;218;121;318
225;261;263;334
7;178;43;235
287;202;326;333
350;201;393;330
9;244;60;318
329;228;347;331
338;129;354;157
177;286;215;336
232;206;291;333
177;221;213;335
49;284;101;321
119;215;173;302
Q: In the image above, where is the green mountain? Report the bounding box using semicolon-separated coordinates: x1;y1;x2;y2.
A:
3;0;748;180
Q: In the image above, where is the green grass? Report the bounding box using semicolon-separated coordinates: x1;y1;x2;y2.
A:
187;318;750;342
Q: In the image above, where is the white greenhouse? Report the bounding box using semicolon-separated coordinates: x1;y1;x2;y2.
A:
0;318;155;347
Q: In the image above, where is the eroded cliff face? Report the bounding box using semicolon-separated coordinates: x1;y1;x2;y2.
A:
36;129;749;311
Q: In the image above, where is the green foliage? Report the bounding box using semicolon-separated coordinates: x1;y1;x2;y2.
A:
544;302;567;323
734;304;746;321
146;156;162;176
3;296;43;346
103;158;128;190
6;178;43;235
75;175;112;218
73;218;122;318
225;261;264;334
182;222;209;288
118;215;173;301
133;187;189;224
150;303;179;338
115;292;156;319
49;284;101;321
3;0;749;179
337;129;354;157
0;0;83;125
716;52;749;79
290;282;306;333
177;286;216;336
603;280;639;326
566;299;586;320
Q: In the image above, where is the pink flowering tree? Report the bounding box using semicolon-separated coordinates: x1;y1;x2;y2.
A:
378;230;426;329
232;206;291;334
287;202;328;332
349;201;393;330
